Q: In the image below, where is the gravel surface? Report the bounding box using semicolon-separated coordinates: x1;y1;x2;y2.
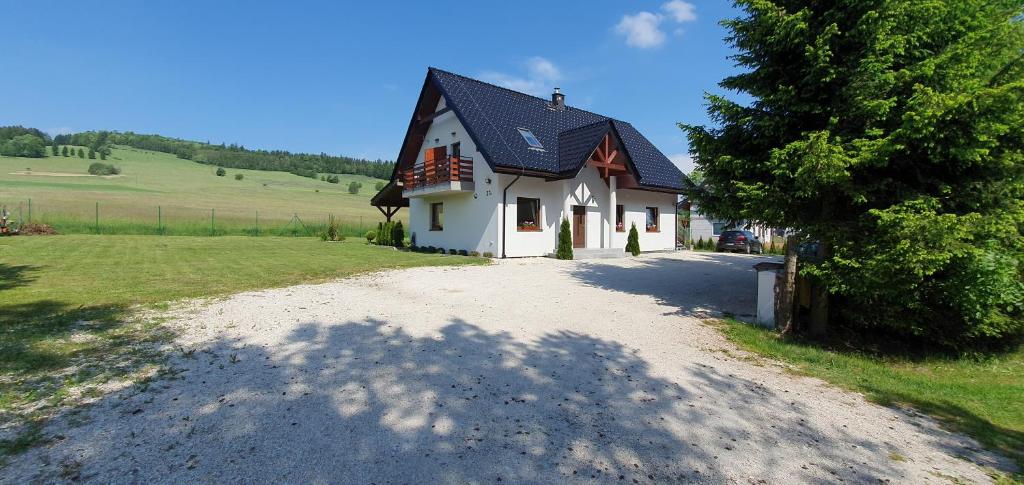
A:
4;252;1010;483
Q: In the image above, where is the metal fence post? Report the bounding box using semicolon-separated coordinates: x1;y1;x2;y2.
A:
27;198;31;223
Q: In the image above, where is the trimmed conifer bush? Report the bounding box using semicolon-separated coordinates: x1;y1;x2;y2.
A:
556;218;573;260
626;223;640;256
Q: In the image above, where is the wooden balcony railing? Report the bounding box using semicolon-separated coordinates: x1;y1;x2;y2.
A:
402;156;474;191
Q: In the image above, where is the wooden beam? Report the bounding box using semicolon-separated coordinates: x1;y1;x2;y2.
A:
417;107;451;125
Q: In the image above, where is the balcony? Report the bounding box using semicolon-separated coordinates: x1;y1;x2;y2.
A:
401;156;475;197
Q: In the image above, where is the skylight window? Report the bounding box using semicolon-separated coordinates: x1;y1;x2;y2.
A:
517;128;544;149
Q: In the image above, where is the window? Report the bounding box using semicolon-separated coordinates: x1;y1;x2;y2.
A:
430;202;444;231
711;221;728;236
615;204;625;232
516;128;544;149
451;141;461;159
517;197;541;231
646;207;660;232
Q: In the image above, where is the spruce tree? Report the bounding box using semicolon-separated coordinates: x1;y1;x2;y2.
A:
77;148;85;158
556;218;573;260
683;1;1024;345
61;146;69;157
51;143;58;156
88;147;96;159
392;220;404;248
625;223;640;256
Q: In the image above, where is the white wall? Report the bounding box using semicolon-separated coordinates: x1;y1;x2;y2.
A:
407;97;501;254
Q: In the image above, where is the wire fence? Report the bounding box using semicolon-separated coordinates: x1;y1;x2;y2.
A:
1;198;381;238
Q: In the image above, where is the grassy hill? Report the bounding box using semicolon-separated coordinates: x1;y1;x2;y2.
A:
0;146;399;236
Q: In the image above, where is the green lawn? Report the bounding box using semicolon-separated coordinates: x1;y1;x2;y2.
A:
0;146;396;236
714;319;1024;476
0;235;482;456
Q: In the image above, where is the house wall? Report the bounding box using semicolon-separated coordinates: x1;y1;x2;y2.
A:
407;98;501;254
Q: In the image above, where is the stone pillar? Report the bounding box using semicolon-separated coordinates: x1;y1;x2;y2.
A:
607;175;617;248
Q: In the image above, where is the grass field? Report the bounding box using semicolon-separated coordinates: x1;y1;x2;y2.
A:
0;234;482;457
0;146;399;236
713;319;1024;476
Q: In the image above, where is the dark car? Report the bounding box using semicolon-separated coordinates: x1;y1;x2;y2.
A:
716;230;763;254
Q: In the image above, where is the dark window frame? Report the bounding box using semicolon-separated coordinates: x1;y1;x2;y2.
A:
516;197;542;232
430;202;444;231
645;207;660;233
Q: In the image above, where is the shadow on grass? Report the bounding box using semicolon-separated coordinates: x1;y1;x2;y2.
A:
0;264;38;291
0;300;129;374
6;318;908;482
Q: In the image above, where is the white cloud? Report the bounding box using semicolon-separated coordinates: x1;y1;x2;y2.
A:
480;56;562;96
615;12;666;49
615;1;697;49
669;153;695;174
662;0;697;23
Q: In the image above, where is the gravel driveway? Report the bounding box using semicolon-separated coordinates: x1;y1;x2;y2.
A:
5;252;1007;483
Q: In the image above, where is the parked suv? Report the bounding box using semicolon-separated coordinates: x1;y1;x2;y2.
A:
716;230;763;254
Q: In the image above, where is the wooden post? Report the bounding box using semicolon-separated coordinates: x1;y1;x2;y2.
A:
211;209;215;236
255;209;259;236
158;206;162;235
95;202;100;234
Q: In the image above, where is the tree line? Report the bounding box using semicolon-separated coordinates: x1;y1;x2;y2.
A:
0;125;50;157
55;131;394;179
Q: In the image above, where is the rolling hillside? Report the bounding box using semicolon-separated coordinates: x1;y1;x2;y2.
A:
0;146;397;235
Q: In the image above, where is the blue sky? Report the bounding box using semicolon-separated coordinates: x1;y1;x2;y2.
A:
2;1;742;174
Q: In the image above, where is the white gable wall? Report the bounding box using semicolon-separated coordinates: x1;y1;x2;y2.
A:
407;97;501;254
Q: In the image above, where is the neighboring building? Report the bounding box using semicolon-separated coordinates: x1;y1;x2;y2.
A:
683;200;780;245
371;68;685;258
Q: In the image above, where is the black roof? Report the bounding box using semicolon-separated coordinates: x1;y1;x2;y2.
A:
426;68;685;192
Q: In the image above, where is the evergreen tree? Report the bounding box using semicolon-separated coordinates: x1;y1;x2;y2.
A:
88;147;96;159
51;143;58;156
625;223;640;256
391;220;404;248
77;148;85;158
683;1;1024;346
62;146;69;157
556;218;573;260
99;151;107;161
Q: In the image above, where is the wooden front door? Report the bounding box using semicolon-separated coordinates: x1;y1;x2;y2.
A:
572;206;586;248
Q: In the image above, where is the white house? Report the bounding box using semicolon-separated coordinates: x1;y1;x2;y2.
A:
371;68;686;258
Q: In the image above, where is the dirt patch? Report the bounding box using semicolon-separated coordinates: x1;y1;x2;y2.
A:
8;171;123;178
17;223;58;235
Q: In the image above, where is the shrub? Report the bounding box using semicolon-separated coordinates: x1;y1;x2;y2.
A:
437;247;446;254
326;175;340;184
365;230;377;243
626;223;640;256
482;251;494;258
347;181;362;194
234;173;244;180
375;181;385;191
458;249;468;256
61;146;69;157
77;148;85;158
426;246;436;253
88;147;96;159
448;249;457;255
391;220;405;248
556;218;573;260
469;251;480;257
87;162;120;176
696;236;704;250
216;167;226;176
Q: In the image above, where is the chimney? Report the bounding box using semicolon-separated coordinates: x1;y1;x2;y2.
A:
551;87;565;110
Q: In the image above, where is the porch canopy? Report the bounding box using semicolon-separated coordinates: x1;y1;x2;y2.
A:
370;181;408;222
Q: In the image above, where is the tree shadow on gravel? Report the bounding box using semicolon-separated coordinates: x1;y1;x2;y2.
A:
13;317;910;483
571;253;774;320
